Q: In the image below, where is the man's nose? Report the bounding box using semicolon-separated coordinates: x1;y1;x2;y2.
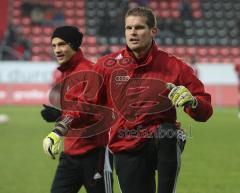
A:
54;46;61;53
130;28;137;35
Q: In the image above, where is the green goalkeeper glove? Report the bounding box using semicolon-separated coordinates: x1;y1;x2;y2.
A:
166;83;197;108
43;132;62;159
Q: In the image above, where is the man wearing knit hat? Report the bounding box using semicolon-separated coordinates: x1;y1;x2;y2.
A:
42;26;112;193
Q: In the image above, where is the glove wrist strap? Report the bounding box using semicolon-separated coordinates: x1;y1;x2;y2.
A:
191;97;198;109
54;116;73;136
53;129;63;137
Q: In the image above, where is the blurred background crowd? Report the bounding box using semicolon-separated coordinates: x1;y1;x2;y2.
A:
0;0;240;63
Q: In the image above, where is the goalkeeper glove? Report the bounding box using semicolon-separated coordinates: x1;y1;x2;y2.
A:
41;104;62;122
43;131;62;159
166;83;197;108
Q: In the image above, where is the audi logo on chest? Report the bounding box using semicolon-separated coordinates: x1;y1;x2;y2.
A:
115;76;130;82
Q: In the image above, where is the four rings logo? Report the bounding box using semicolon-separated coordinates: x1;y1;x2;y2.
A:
115;75;130;82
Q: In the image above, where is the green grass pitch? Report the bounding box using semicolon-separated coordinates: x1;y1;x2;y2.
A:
0;105;239;193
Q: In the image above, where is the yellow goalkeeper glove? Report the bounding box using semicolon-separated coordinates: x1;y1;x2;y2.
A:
166;83;197;108
43;132;62;159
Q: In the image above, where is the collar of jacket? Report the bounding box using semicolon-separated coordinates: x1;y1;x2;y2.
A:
57;49;83;72
123;40;158;68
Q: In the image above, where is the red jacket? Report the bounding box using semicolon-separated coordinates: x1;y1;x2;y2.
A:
90;42;213;153
55;50;108;155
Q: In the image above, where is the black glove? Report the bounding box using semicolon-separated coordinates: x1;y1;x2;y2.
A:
41;104;62;122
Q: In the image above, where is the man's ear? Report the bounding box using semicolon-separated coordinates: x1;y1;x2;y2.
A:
152;27;158;37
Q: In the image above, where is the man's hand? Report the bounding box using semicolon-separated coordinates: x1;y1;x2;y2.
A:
41;104;62;122
43;132;62;159
166;83;197;108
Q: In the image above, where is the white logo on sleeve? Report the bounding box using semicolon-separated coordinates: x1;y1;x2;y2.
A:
93;172;102;180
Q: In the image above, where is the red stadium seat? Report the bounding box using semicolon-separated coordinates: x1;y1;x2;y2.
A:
186;47;197;56
54;1;64;8
13;0;21;8
160;46;173;54
32;26;42;35
65;9;75;17
208;57;220;63
148;2;158;10
43;27;53;36
76;10;85;17
65;18;75;25
230;47;240;56
65;1;74;8
42;54;51;61
220;57;232;63
76;18;85;27
42;35;50;44
75;1;85;8
31;55;42;61
12;9;21;17
12;18;21;25
22;26;31;36
32;36;42;45
171;10;180;18
193;10;202;18
159;1;169;9
175;47;186;56
197;47;208;57
85;36;97;45
198;57;209;63
169;1;179;9
208;47;219;57
158;10;171;18
32;46;42;54
21;17;31;26
191;2;200;10
110;45;123;53
233;57;240;64
98;45;108;54
86;46;98;55
219;47;230;57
